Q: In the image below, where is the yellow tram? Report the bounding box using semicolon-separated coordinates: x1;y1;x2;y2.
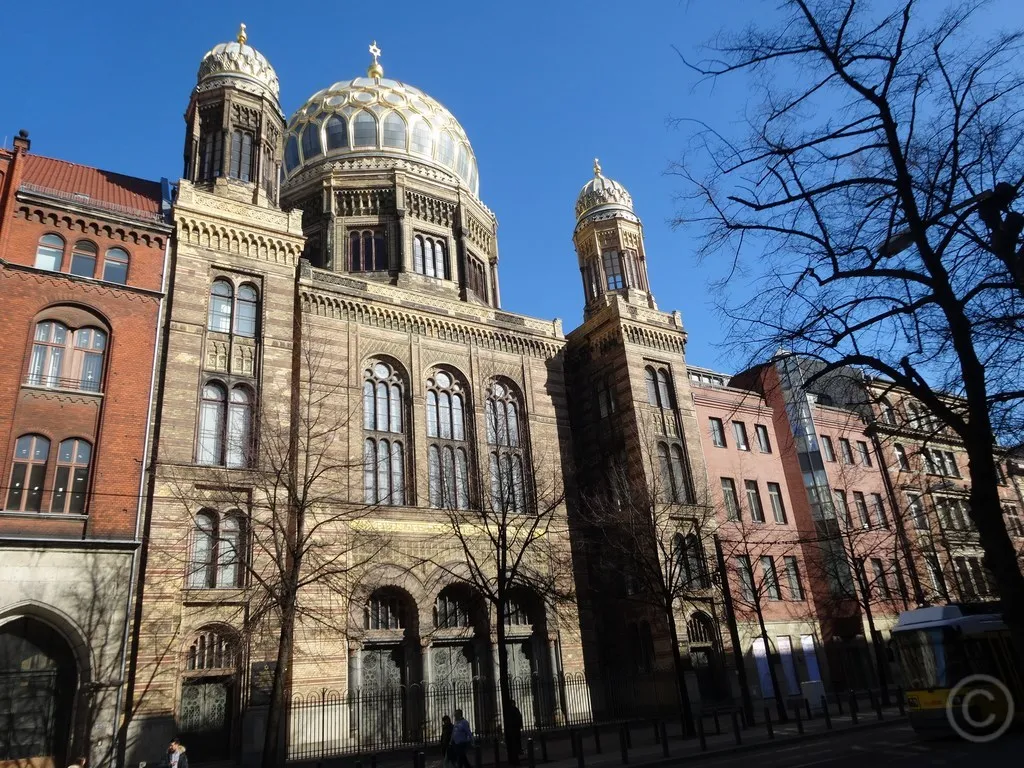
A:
891;603;1022;736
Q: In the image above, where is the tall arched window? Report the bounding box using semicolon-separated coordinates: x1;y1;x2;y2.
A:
28;321;107;392
235;284;259;336
326;115;348;150
301;122;322;160
50;438;91;514
208;280;233;332
226;387;253;468
413;234;448;279
645;364;679;437
410;119;433;155
34;233;64;271
674;533;709;589
284;136;300;172
69;240;97;278
199;129;224;180
188;510;245;588
363;361;406;505
102;247;129;284
486;380;527;513
879;399;897;425
427;369;470;509
353;112;378;148
365;589;406;630
434;586;471;628
657;442;691;503
5;434;50;512
185;627;237;671
349;229;387;272
382;113;407;149
437;132;455;167
198;383;227;465
229;130;254;181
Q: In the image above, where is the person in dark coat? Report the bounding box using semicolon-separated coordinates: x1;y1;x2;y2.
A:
440;715;454;766
505;700;523;766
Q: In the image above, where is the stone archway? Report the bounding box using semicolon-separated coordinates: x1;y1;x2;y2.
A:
0;617;79;768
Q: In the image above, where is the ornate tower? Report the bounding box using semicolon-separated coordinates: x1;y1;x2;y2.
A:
183;24;285;207
573;160;655;319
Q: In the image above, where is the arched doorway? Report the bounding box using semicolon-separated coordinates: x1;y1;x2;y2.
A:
178;628;238;761
0;617;78;768
430;585;486;737
360;588;419;748
686;612;722;702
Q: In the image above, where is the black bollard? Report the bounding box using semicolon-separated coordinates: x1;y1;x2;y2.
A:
371;756;377;768
593;725;602;755
835;690;843;716
576;732;585;768
493;740;501;768
821;696;832;730
713;710;721;735
624;722;632;749
527;738;536;768
356;761;362;768
411;750;418;768
897;688;905;716
652;720;660;745
618;725;629;765
475;743;483;768
764;707;774;740
794;702;804;735
698;716;707;752
570;730;578;758
731;709;742;745
872;690;883;721
540;732;548;763
659;722;669;758
850;691;859;725
805;698;813;720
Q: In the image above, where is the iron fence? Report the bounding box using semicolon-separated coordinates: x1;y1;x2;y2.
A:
285;670;685;761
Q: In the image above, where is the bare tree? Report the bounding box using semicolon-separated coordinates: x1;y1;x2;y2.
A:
676;0;1024;662
580;428;718;737
416;380;575;758
164;342;387;768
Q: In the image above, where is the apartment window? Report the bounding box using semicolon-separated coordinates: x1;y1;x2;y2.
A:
102;247;129;284
721;477;740;520
839;438;855;464
871;493;889;528
755;424;772;453
745;480;765;522
856;441;872;467
880;400;897;425
908;494;928;530
736;556;755;601
1004;505;1024;537
69;240;98;278
49;438;91;514
967;558;992;597
733;422;750;451
820;435;836;462
761;556;781;600
943;451;960;478
894;444;910;470
188;510;245;588
349;228;387;272
426;369;470;510
995;462;1007;486
710;418;727;448
853;491;871;529
5;435;50;512
28;321;107;393
833;489;850;525
784;556;804;600
870;558;891;599
936;497;969;531
34;234;64;270
767;482;787;524
363;361;407;505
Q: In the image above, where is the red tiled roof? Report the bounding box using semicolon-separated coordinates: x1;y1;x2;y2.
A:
20;154;163;219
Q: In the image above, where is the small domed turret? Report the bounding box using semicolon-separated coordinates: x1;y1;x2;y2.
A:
575;159;637;226
196;24;280;101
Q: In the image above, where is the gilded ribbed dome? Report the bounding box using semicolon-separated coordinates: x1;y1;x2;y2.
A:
196;25;280;101
283;71;479;196
575;159;634;221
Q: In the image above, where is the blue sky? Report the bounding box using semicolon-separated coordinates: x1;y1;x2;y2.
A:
3;1;1021;371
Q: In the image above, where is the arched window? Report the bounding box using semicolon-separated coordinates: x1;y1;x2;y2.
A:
188;511;246;589
185;628;237;671
50;438;91;514
486;380;527;513
34;233;64;271
434;587;471;628
382;113;407;149
363;361;406;505
199;129;224;180
657;442;689;502
413;234;448;279
235;284;259;336
103;247;129;284
197;382;227;465
325;115;348;150
410;119;433;155
687;612;715;644
504;597;530;626
427;370;470;509
229;130;254;181
674;533;709;589
349;228;387;272
353;112;377;148
602;250;623;290
226;387;253;468
437;132;455;167
69;240;97;278
27;321;107;392
5;434;50;512
656;369;675;409
456;144;470;179
365;589;406;630
208;280;233;332
879;399;897;425
284;136;300;172
300;122;322;160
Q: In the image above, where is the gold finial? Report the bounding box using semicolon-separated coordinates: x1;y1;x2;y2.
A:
237;23;247;45
594;158;602;177
367;40;384;80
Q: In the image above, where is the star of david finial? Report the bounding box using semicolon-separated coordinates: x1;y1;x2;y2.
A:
369;41;381;64
367;40;384;80
237;23;247;45
594;158;603;177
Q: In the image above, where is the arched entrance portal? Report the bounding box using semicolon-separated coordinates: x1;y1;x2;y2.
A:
686;612;723;702
0;617;78;768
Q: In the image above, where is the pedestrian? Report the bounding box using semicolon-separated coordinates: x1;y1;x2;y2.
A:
505;700;523;766
441;714;455;768
168;740;188;768
451;709;474;768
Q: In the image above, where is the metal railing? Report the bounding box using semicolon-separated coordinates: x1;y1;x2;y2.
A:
24;375;101;394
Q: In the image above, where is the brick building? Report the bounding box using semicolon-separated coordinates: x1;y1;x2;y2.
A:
0;132;171;768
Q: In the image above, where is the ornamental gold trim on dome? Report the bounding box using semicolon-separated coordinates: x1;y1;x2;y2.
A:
575;159;635;221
